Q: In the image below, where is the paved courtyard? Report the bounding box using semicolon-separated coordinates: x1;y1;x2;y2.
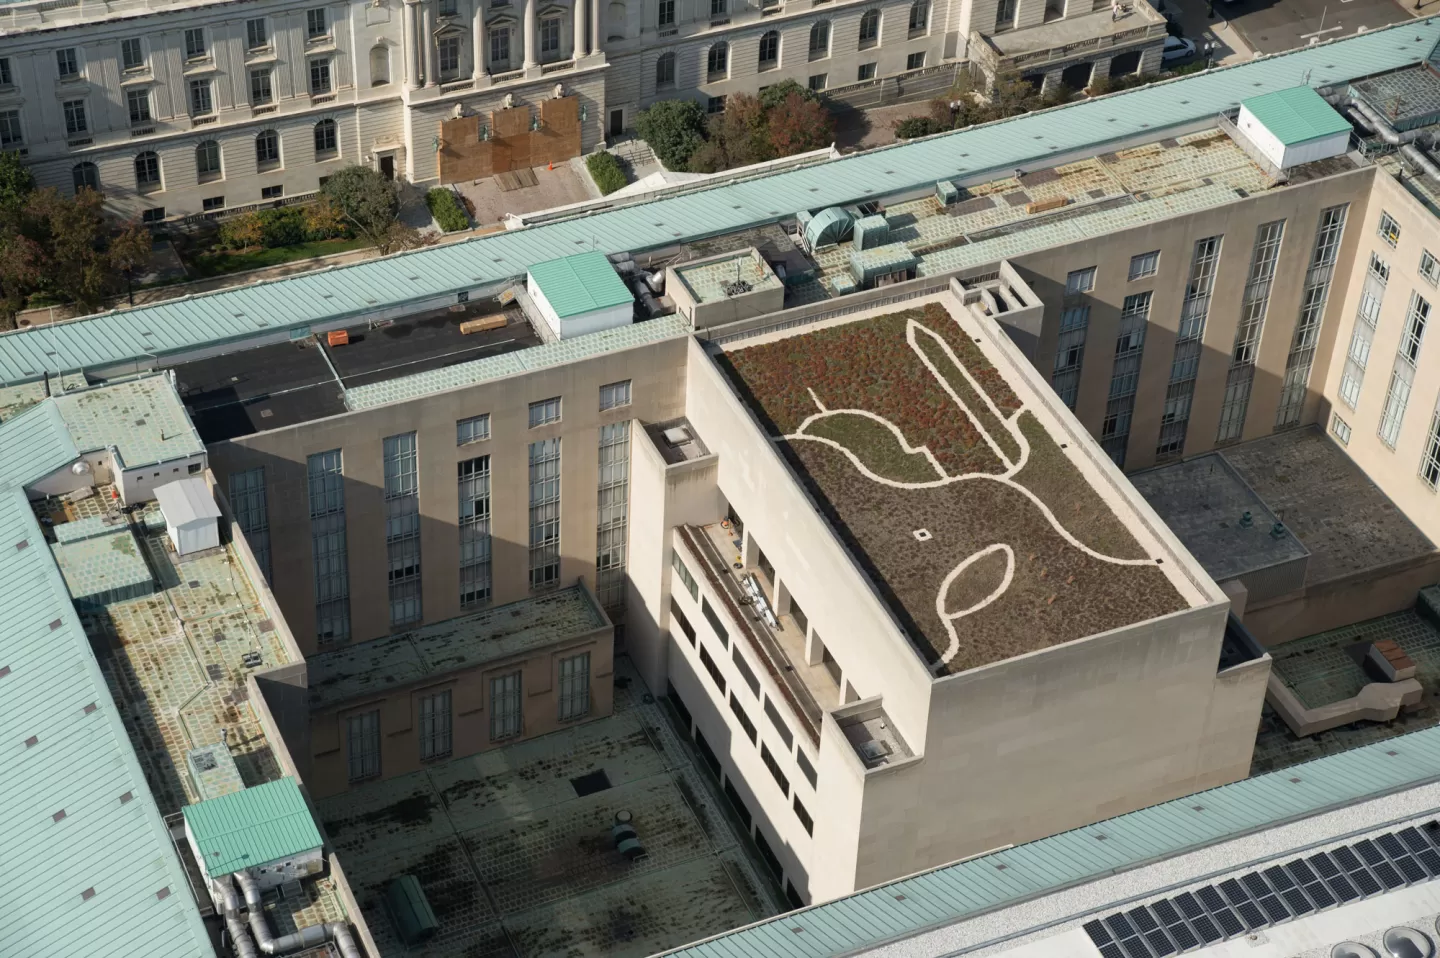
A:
451;164;593;227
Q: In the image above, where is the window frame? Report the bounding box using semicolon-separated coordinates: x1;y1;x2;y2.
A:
1378;211;1401;248
418;689;453;760
1066;265;1096;294
246;17;269;50
184;28;207;60
1128;250;1159;280
310;58;333;95
127;89;151;125
559;652;592;721
457;414;491;445
121;38;145;71
599;380;632;410
188;78;213;117
1422;251;1440;287
307;7;329;39
346;710;381;782
314;118;338;157
489;671;523;740
528;396;562;427
56;47;80;79
62;99;87;137
250;68;274;106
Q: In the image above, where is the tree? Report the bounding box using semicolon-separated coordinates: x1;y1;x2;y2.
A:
22;188;151;312
302;197;348;239
636;99;707;171
706;94;774;171
767;92;835;157
758;78;818;111
319;165;419;254
893;115;949;139
0;151;34;213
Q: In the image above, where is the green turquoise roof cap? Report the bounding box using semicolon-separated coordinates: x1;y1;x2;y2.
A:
182;777;322;876
1241;85;1351;145
527;251;633;319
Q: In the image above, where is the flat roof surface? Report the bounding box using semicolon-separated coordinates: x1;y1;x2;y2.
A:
987;3;1163;54
174;339;344;443
183;777;322;876
675;253;782;304
308;586;607;710
0;20;1434;385
1241;86;1351;144
50;525;152;607
528;251;633;318
317;658;782;958
1129;453;1309;583
1222;427;1435;585
324;302;537;388
719;297;1190;674
55;375;204;468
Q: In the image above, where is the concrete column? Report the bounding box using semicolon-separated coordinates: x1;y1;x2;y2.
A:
473;3;486;77
424;4;438;85
804;629;824;667
573;0;588;58
403;1;419;90
523;0;538;68
590;0;601;52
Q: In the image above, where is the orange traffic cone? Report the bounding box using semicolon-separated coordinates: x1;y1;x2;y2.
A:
548;162;554;171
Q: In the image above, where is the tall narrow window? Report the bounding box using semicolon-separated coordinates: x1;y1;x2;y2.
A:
250;68;274;105
1216;220;1285;443
656;52;676;88
0;110;20;148
384;432;422;628
540;18;560;56
596;422;630;612
419;690;452;760
63;99;87;136
346;710;380;781
1400;291;1430;366
758;31;779;69
308;449;350;644
707;42;729;79
1379;370;1412;449
184;28;206;59
658;0;675;25
121;38;145;71
1276;205;1348;427
307;7;329;38
228;467;271;580
1421;409;1440;490
490;671;522;740
196;140;221;181
439;35;461;77
1051;305;1089;410
314;118;338;157
310;58;332;95
858;8;880;47
56;47;79;77
127;89;151;125
247;18;269;49
1156;236;1221;459
908;0;928;31
1100;291;1150;467
135;150;161;191
459;455;492;607
1340;260;1387;410
672;551;698;600
189;78;213;116
559;652;591;721
72;162;100;194
529;438;561;589
809;20;829;58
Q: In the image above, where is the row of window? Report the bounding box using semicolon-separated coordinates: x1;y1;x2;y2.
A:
344;652;592;782
105;122;338;196
688;7;923;85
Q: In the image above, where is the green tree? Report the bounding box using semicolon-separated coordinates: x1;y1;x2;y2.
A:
0;151;34;213
23;188;151;313
697;94;773;172
320;165;419;254
758;78;818;110
767;91;835;156
636;99;707;171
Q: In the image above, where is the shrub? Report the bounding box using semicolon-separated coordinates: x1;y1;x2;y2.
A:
256;206;306;248
219;213;265;250
636;99;707;171
585;151;628;195
217;202;352;250
425;188;470;232
894;116;948;139
1172;60;1207;76
758;79;818;110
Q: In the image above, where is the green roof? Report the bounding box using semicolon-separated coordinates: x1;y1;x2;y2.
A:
527;251;633;319
182;777;323;876
1242;85;1352;145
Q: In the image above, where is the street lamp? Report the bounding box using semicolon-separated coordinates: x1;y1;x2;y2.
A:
1203;41;1215;67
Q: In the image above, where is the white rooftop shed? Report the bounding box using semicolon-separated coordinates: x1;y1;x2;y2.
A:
154;477;222;556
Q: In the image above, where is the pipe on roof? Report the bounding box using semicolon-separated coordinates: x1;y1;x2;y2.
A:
213;877;259;958
1402;143;1440;182
1346;97;1428;145
234;870;363;958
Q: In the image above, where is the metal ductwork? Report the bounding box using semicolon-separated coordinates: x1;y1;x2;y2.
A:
1402;143;1440;182
233;871;363;958
214;877;260;958
1346;97;1430;145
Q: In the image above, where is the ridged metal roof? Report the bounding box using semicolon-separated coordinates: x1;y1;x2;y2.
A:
182;777;322;876
1;18;1438;385
0;400;79;489
658;724;1440;958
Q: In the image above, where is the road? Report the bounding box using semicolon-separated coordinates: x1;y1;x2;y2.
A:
1165;0;1418;57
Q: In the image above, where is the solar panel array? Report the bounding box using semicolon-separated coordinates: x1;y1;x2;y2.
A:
1084;822;1440;958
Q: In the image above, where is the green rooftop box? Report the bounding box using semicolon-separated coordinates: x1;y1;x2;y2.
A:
182;777;324;884
386;874;440;946
1237;86;1352;171
526;251;633;319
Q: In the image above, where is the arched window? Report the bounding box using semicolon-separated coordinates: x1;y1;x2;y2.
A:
858;8;880;47
196;140;221;181
707;41;728;79
72;161;99;195
370;44;390;86
908;0;928;32
255;129;280;170
134;151;160;192
655;51;676;88
314;119;338;158
808;20;830;59
758;30;779;69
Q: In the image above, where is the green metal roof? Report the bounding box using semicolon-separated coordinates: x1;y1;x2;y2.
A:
659;723;1440;958
527;251;633;318
1242;85;1352;145
0;19;1437;385
0;399;79;489
54;375;204;469
182;777;322;876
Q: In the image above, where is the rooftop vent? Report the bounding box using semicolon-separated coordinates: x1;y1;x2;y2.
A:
662;425;693;448
858;740;891;762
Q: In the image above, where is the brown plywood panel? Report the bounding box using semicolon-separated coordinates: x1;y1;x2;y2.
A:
493;106;531;138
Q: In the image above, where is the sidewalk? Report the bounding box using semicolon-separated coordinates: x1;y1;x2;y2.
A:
1168;0;1257;65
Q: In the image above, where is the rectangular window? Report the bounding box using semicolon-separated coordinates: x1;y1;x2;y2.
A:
56;47;79;78
529;396;561;427
857;63;876;81
127;89;151;125
658;0;675;24
0;111;20;148
1216;219;1285;443
600;380;632;410
1330;413;1352;446
491;28;511;64
438;35;461;76
559;652;591;721
1379;369;1412;449
1050;305;1089;410
761;742;789;795
1065;266;1096;293
1401;291;1430;366
310;58;332;95
1340;272;1386;411
457;414;490;444
346;710;380;781
731;646;759;696
1422;251;1440;286
490;671;522;740
1128;250;1159;280
1379;211;1401;247
788;599;808;637
308;8;329;37
0;58;10;87
1156;235;1222;459
754;827;782;878
795;748;817;787
596;422;630;611
906;51;925;70
459;455;492;607
439;0;457;13
1371;252;1391;284
202;196;225;212
184;28;207;59
121;38;144;71
711;0;726;14
419;690;452;760
1275;204;1348;428
1422;409;1440;490
383;432;422;628
671;551;698;600
793;795;813;835
729;692;757;743
250;69;273;106
228;467;271;580
308;450;350;644
701;596;728;648
261;185;283;200
698;643;726;694
528;438;561;589
247;18;268;49
722;775;750;826
63;100;87;136
540;18;560;54
671;602;695;645
189;79;213;116
763;696;793;749
808;73;827;91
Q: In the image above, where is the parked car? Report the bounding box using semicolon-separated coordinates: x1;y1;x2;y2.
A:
1162;35;1197;62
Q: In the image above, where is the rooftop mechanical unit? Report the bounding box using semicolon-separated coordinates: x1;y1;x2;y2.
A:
1235;86;1351;171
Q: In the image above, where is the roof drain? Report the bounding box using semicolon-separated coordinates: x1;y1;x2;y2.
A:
233;871;363;958
213;877;259;958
